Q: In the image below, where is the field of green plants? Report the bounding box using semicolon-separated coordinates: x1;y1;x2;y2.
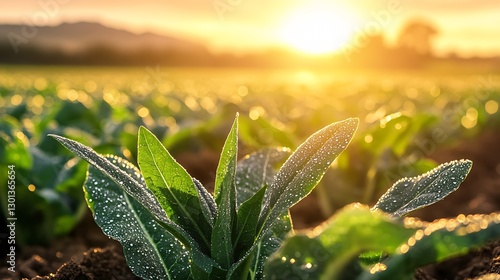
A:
1;65;499;249
2;65;500;279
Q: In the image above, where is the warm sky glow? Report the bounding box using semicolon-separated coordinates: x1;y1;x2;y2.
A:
277;4;358;54
1;0;500;57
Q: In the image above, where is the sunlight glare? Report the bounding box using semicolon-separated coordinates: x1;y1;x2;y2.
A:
278;4;358;55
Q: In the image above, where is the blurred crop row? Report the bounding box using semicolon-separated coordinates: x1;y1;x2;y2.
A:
1;66;499;246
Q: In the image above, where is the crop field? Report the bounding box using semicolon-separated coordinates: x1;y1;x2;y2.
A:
4;0;500;276
1;65;500;279
1;66;500;246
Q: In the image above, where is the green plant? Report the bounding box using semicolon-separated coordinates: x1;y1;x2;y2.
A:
317;113;439;215
50;115;500;279
265;159;500;279
0;98;136;246
0;114;90;246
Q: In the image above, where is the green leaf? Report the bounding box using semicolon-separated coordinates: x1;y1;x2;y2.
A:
84;155;191;280
29;146;67;189
211;116;238;269
50;134;167;222
193;178;217;228
0;117;32;169
265;235;326;280
250;212;292;279
49;134;219;277
230;119;357;279
373;160;473;218
6;103;27;120
235;148;290;208
229;148;292;279
363;113;437;157
361;214;500;279
234;185;267;259
264;204;416;279
54;100;101;132
260;118;358;236
138;126;212;251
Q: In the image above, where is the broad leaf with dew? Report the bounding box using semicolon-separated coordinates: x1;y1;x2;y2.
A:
49;134;218;278
50;115;498;280
138;126;212;252
360;213;500;279
235;147;290;208
259;118;358;237
211;116;238;269
84;155;191;279
228;118;358;279
373;160;472;217
264;204;416;279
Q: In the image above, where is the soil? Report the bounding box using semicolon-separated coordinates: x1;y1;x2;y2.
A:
1;130;499;280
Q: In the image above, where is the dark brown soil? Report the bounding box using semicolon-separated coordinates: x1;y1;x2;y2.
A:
0;214;140;280
1;130;499;280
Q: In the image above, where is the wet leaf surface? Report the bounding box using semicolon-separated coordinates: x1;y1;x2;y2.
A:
211;116;238;269
84;155;191;280
193;178;217;227
138;126;212;251
50;134;167;221
234;185;267;259
259;118;358;239
373;160;473;217
235;148;290;208
361;213;500;279
265;205;416;279
50;134;219;278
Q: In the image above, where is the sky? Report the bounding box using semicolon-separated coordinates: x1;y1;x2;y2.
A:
1;0;499;57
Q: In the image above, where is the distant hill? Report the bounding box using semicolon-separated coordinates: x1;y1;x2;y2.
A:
0;21;221;65
0;22;319;67
1;21;498;69
0;21;205;53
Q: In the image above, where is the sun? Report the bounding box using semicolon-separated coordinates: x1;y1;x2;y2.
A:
277;5;358;55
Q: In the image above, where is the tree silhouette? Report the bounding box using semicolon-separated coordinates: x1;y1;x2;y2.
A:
397;19;438;55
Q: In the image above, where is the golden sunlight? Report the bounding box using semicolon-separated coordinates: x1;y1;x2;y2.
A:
277;4;358;55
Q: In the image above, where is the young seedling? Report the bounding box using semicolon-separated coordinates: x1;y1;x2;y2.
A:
265;159;500;279
50;115;500;279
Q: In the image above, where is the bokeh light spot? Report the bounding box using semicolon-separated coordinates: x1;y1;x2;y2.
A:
137;107;150;118
34;78;48;91
364;134;373;143
485;100;498;114
11;94;23;106
237;85;248;96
